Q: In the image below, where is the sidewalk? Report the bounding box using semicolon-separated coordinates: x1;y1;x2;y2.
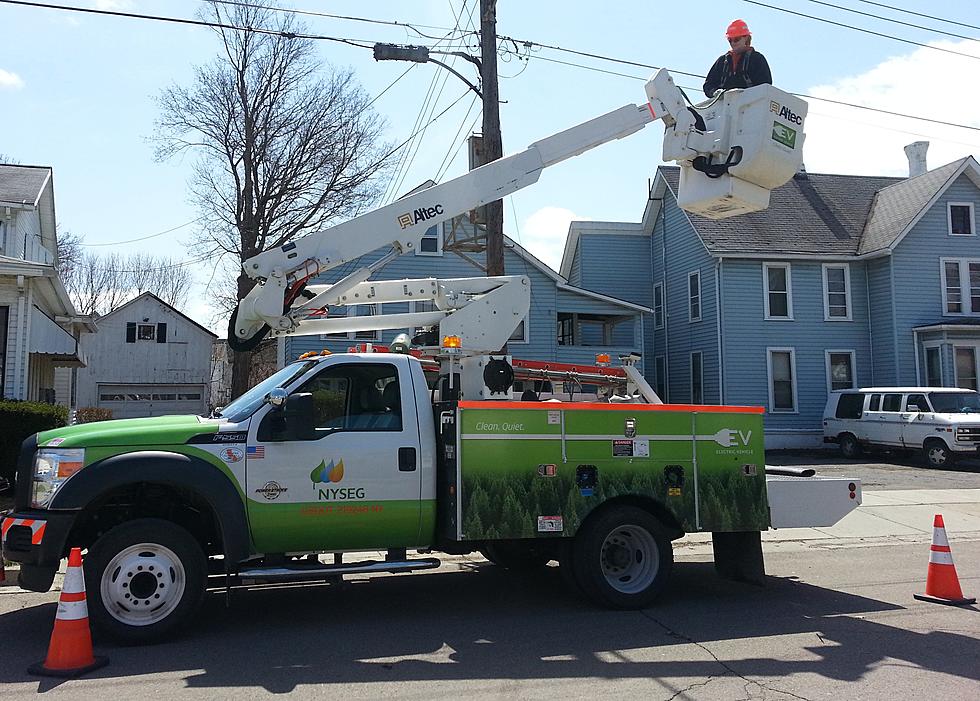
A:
676;488;980;556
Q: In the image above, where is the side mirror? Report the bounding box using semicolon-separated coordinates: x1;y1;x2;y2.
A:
266;388;288;408
282;392;315;439
907;404;921;412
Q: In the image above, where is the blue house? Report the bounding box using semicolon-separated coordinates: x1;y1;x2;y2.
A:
565;156;980;448
284;215;650;392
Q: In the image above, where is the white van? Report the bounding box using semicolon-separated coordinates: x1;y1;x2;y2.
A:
823;387;980;467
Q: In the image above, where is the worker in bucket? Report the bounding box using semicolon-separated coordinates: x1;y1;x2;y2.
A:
703;19;772;98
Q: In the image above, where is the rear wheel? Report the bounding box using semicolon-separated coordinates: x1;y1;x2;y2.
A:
571;506;672;609
922;440;954;469
839;433;862;459
83;518;206;644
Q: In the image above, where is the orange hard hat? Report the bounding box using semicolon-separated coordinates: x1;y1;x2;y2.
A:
726;19;751;39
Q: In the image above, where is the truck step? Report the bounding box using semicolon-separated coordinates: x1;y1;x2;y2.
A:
235;557;441;584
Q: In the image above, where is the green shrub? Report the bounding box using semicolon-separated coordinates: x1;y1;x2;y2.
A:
0;401;68;486
75;407;113;424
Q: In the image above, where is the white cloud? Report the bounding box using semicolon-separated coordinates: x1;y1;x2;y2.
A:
802;40;980;177
0;69;24;90
514;205;580;273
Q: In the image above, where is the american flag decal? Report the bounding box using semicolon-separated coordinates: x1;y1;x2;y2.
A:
247;445;265;459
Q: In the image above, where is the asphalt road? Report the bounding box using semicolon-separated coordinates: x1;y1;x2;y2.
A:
1;456;977;699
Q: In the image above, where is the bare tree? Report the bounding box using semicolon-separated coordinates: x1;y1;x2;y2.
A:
154;0;393;397
57;236;193;317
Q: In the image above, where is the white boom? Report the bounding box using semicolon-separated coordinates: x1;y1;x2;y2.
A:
229;69;807;351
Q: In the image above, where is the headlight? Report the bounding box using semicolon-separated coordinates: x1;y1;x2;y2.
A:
31;448;85;508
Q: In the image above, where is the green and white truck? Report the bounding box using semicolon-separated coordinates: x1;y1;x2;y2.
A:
2;71;855;643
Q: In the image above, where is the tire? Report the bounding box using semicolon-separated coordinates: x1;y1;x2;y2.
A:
839;433;862;459
83;518;206;644
922;440;954;469
571;506;672;609
480;541;553;571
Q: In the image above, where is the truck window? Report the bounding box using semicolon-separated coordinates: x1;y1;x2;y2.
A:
905;393;929;412
882;394;902;412
868;394;880;411
835;393;864;419
297;363;402;432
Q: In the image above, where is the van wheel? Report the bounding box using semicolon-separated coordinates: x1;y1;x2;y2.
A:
923;440;953;469
839;433;862;459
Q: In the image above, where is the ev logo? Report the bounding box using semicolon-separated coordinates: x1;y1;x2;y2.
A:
710;429;753;448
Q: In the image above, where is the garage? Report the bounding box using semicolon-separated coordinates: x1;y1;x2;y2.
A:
97;383;207;419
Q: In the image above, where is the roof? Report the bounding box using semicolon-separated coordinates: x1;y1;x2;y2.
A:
101;292;218;338
658;166;900;256
0;164;52;208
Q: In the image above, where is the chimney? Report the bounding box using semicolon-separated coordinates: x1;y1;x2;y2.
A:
904;141;929;178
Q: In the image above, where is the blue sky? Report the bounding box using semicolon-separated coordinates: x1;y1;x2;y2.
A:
1;0;978;332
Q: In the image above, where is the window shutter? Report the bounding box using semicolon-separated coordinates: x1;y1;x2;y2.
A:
126;322;136;343
157;322;167;343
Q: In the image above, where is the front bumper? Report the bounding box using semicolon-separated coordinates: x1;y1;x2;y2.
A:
1;509;77;591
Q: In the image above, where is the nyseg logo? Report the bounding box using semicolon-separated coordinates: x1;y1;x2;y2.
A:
311;459;365;500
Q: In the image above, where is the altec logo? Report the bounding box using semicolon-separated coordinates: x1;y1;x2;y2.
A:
398;204;444;229
769;101;803;125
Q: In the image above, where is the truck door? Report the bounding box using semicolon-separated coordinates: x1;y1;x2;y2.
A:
244;358;422;553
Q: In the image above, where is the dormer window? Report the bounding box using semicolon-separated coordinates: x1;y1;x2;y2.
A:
948;203;975;236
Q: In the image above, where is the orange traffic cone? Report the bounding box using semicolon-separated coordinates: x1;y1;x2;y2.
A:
28;548;108;677
913;514;976;607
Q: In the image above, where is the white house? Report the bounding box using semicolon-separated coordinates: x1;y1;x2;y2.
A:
0;164;93;405
75;292;216;418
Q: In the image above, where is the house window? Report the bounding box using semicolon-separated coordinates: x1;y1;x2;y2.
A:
763;263;792;319
926;346;942;386
653;283;664;329
415;223;444;256
767;348;797;412
690;351;703;404
138;324;155;340
941;259;980;315
822;264;851;320
557;314;573;346
655;355;666;401
352;305;381;341
955;347;978;390
826;350;855;391
126;322;161;342
509;319;528;343
948;203;975;236
688;271;701;322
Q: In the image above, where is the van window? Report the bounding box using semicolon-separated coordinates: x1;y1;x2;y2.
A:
868;394;880;410
882;394;902;412
835;393;864;419
906;394;929;412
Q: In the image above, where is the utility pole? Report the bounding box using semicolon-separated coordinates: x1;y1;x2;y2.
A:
480;0;505;278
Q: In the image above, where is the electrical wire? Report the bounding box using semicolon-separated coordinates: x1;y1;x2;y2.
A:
855;0;980;32
803;0;979;42
77;218;201;246
434;92;480;181
740;0;980;61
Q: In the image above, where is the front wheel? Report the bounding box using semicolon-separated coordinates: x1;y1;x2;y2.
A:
83;518;206;644
922;440;954;469
839;433;862;459
571;506;672;609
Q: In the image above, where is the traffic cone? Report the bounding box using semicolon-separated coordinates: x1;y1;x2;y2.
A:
913;514;976;607
28;548;108;677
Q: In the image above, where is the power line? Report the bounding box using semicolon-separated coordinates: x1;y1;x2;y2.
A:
80;218;202;247
0;0;374;48
803;0;978;42
741;0;980;61
855;0;980;32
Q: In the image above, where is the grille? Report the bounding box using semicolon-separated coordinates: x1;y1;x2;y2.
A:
954;426;980;442
4;525;34;552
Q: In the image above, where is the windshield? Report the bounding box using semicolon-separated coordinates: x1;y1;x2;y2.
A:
216;361;318;422
927;391;980;413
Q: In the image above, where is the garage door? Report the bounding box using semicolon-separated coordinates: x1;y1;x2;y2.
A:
98;384;207;419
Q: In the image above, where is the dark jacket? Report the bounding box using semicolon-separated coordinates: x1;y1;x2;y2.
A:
702;49;772;98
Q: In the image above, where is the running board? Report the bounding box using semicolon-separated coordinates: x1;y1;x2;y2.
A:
236;557;441;584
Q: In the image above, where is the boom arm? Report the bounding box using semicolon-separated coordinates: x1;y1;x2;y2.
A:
230;69;807;351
